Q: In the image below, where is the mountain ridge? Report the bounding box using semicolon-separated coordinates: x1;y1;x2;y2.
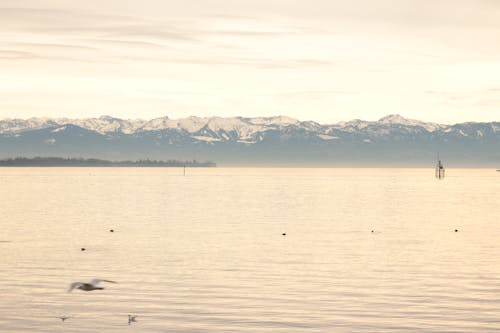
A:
0;114;444;135
1;114;499;166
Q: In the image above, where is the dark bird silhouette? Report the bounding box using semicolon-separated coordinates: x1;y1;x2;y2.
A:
128;315;138;325
68;279;117;292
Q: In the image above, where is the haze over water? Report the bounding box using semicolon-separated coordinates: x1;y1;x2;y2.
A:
1;168;499;332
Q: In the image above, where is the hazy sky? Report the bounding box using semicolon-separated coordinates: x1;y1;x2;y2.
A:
1;0;499;123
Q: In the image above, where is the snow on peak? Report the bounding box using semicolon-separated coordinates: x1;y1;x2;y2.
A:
378;114;411;124
0;114;447;136
248;116;299;126
51;126;67;133
206;117;247;132
139;116;300;137
377;114;442;131
335;119;370;130
65;116;146;134
140;116;208;133
0;117;57;134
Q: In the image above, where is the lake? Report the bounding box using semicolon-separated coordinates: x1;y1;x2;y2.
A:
0;168;499;332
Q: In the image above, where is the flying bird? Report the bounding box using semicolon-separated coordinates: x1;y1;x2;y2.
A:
57;316;70;322
128;315;138;325
68;279;117;292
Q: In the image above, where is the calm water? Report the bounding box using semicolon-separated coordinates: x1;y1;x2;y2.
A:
0;168;499;332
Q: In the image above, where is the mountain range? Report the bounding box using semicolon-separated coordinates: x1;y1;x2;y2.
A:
1;114;499;166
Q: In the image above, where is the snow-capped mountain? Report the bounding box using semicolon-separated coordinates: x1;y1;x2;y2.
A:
0;114;499;166
0;115;309;135
332;114;443;133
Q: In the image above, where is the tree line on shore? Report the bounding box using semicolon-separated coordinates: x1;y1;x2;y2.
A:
0;157;216;167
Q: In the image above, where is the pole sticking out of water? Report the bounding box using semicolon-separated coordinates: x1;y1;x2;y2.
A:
435;153;445;179
183;164;186;176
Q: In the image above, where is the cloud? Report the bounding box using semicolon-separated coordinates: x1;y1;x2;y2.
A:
479;99;500;106
0;5;327;68
1;1;499;122
0;50;41;60
6;42;97;51
108;54;333;69
425;88;500;108
278;90;357;98
81;39;167;49
204;29;298;37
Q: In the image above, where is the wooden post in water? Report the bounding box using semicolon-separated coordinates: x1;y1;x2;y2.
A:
435;153;445;179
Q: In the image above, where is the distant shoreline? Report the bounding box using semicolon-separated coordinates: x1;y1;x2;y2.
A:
0;157;216;167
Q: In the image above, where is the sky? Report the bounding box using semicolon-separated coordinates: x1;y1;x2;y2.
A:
0;0;499;124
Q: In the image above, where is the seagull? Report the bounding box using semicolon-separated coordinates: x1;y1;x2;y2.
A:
68;279;117;292
57;316;70;322
128;315;138;325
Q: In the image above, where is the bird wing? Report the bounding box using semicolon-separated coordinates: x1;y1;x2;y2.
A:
89;279;101;285
68;282;83;292
89;279;117;285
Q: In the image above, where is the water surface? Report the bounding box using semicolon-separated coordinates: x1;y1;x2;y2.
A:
1;168;499;332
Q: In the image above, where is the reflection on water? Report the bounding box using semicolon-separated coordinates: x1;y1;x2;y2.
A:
1;168;499;332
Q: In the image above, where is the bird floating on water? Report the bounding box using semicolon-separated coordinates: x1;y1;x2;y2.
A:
68;279;117;292
128;315;138;325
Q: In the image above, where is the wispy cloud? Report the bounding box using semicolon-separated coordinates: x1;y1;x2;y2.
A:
425;88;500;107
5;42;97;51
0;6;326;68
107;54;333;69
0;50;39;59
277;90;357;98
81;39;167;49
0;1;499;122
